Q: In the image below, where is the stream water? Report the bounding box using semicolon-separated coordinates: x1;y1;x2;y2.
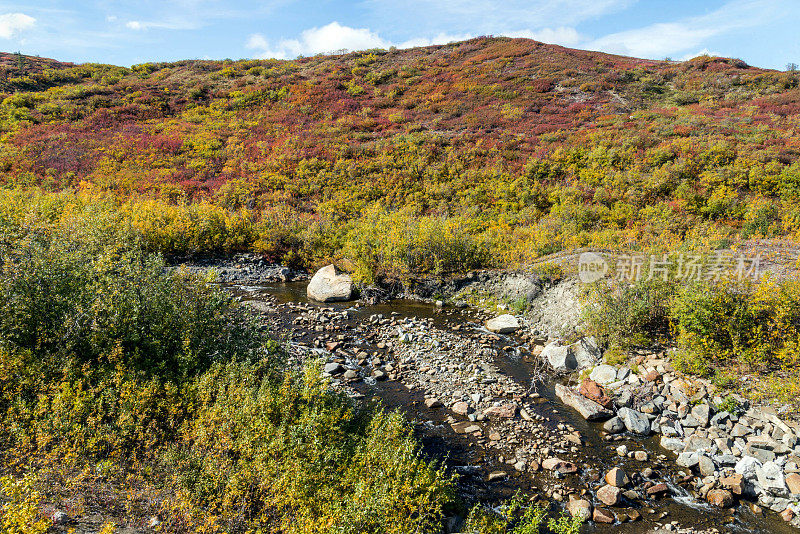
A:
229;281;789;534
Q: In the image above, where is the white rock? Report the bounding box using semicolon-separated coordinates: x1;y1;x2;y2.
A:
485;314;520;334
590;364;618;385
307;265;354;302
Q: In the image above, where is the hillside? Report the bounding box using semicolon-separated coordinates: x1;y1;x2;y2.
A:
0;37;799;276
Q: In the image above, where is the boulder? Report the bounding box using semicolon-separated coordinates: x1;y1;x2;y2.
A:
756;461;788;496
307;265;353;302
721;474;745;495
566;498;592;520
555;383;613;421
485;314;520;334
618;407;651;435
451;401;471;416
735;456;762;481
483;404;517;419
578;378;612;408
593;507;615;523
660;436;684;452
605;467;629;487
323;362;343;375
540;337;600;372
589;364;618;385
707;489;734;508
698;455;716;477
786;473;800;494
603;416;625;434
597;484;621;506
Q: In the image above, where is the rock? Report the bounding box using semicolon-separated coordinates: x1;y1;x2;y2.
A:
484;404;517;419
463;424;481;434
485;314;520;334
618;407;651;435
756;461;788;496
452;401;471;415
323;362;343;375
424;398;442;408
578;378;612;408
781;508;795;522
603;416;625;434
707;489;734;508
646;483;669;496
634;450;649;462
698;455;715;477
542;458;577;474
589;364;618;385
605;467;629;487
735;456;762;481
52;511;70;525
676;452;700;468
593;507;615;523
555;383;613;421
572;337;602;368
660;436;684;451
306;265;353;302
597;484;621;506
343;369;358;380
566;498;592;520
540;337;599;371
488;470;508;482
721;474;744;495
786;473;800;494
691;403;711;427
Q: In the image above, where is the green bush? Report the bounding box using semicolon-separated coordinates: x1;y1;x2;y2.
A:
583;278;674;350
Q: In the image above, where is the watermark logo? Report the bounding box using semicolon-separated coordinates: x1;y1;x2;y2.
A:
578;252;609;283
577;251;763;283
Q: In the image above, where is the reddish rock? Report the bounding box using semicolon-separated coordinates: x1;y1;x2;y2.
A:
483;403;518;419
782;508;795;522
707;489;734;508
646;483;669;496
325;341;341;351
579;379;612;408
720;473;744;495
644;369;661;382
597;484;621;506
786;472;800;494
451;401;471;415
542;457;577;474
593;507;615;523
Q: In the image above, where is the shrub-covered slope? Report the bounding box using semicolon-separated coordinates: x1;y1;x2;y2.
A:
2;38;800;277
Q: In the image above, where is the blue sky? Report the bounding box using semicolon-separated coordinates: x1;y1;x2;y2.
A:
0;0;797;69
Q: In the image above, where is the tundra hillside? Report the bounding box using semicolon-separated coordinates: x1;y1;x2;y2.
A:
0;38;799;279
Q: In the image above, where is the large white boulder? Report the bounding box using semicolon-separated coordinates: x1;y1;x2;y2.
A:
306;265;354;302
485;314;520;334
541;336;601;372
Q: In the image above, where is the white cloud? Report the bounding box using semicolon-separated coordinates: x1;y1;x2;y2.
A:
0;12;35;39
247;21;390;59
587;0;788;59
247;22;586;60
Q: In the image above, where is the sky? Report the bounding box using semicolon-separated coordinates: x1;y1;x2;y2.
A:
0;0;797;70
